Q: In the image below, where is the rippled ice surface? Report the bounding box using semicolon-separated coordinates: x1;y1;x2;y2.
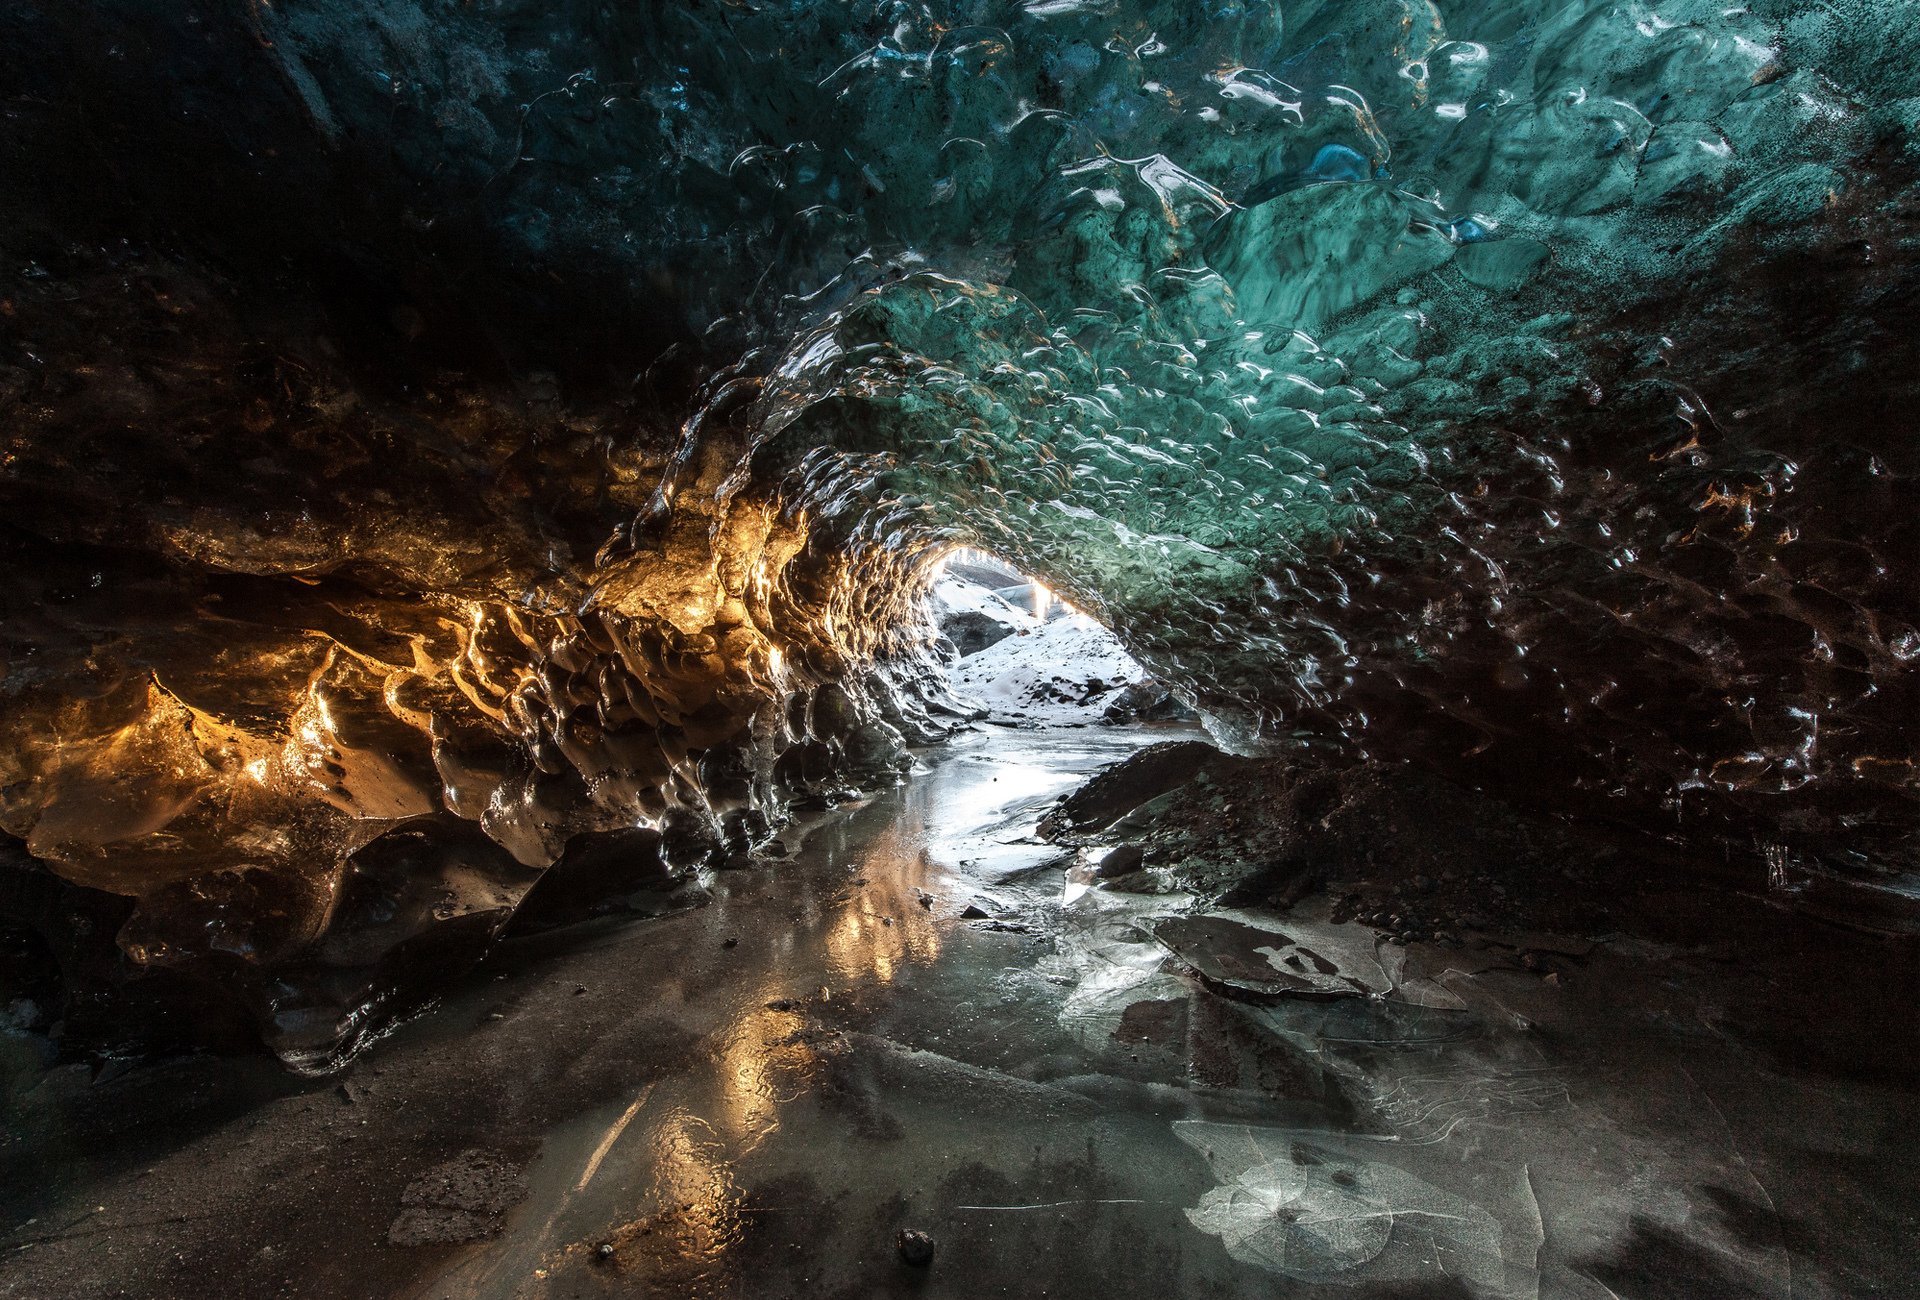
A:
4;722;1916;1295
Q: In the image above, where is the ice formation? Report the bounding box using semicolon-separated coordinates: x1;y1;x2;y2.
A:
1;0;1917;1057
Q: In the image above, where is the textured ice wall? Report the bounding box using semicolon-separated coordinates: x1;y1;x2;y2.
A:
714;0;1920;848
2;0;1917;1055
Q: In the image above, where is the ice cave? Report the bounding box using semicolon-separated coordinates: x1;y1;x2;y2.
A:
1;0;1917;1295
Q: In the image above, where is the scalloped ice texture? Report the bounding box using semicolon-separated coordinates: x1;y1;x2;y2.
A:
723;0;1920;838
1;0;1917;1062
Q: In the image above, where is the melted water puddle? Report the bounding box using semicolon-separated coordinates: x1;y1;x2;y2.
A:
409;724;1862;1300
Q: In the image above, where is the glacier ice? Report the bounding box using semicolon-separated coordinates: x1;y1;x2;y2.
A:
0;0;1916;1056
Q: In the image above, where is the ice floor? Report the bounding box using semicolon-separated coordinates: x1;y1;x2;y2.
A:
2;723;1916;1298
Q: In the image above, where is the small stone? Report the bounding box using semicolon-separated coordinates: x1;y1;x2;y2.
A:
764;841;789;858
766;998;795;1012
1095;843;1145;879
573;985;588;996
896;1228;936;1267
722;936;739;948
594;1243;615;1262
961;904;990;919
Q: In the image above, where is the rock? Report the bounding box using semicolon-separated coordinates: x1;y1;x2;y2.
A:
510;825;689;933
896;1228;936;1267
960;904;990;919
387;1150;528;1247
1040;741;1219;838
1100;678;1196;724
1513;932;1597;958
929;575;1036;655
1095;844;1146;879
1152;915;1376;1000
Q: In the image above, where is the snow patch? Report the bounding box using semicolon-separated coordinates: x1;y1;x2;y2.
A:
935;574;1148;726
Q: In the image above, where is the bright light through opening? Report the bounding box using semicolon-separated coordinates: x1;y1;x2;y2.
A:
933;547;1077;620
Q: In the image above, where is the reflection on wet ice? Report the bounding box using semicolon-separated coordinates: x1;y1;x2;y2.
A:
589;1109;748;1295
442;727;1846;1300
821;822;942;988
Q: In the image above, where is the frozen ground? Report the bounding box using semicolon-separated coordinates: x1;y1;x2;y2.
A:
2;719;1916;1298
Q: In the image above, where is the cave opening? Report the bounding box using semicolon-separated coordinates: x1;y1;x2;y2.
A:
922;545;1190;728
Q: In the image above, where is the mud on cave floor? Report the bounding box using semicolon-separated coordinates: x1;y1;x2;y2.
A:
1;720;1917;1300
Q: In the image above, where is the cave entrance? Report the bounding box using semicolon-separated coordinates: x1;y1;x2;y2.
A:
933;548;1072;625
927;548;1185;727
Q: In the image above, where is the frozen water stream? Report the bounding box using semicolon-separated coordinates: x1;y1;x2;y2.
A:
2;721;1916;1298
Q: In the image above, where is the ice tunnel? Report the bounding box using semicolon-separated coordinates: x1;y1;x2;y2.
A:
1;0;1918;1069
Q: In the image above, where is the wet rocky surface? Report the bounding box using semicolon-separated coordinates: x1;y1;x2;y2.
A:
2;723;1917;1299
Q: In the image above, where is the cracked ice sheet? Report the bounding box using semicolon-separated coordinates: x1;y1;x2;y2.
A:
1034;887;1802;1298
1041;889;1196;1048
917;730;1155;890
1041;893;1466;1055
1175;1120;1534;1297
1193;960;1802;1300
